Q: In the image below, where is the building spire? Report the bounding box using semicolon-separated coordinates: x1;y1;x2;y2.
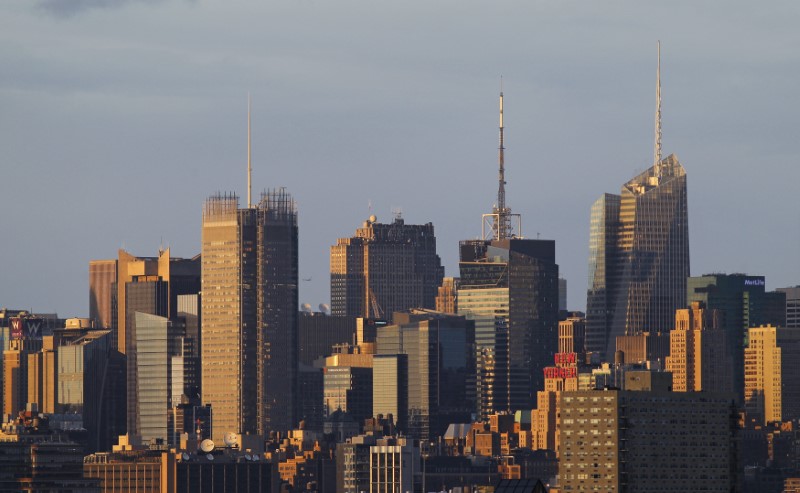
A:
495;78;509;239
654;41;662;176
247;93;252;208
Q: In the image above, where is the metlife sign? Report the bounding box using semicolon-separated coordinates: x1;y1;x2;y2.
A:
743;278;766;287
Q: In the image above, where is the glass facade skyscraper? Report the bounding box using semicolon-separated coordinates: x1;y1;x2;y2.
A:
586;155;689;360
458;239;559;418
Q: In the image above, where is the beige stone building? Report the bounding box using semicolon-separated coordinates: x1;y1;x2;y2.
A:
744;325;800;425
665;301;732;393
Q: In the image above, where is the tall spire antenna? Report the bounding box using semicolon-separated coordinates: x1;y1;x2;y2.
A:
482;79;522;241
247;92;252;208
654;41;662;175
495;77;509;239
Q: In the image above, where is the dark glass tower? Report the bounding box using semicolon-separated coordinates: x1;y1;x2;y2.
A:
456;90;559;418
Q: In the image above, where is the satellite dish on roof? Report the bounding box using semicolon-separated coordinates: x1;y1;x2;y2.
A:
181;452;190;461
200;439;215;453
319;303;330;314
224;432;238;447
301;303;313;313
245;454;252;461
252;455;260;461
206;454;214;461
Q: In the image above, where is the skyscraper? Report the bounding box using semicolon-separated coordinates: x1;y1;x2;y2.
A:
89;259;117;330
665;301;732;393
687;273;786;401
201;189;298;441
744;325;800;425
457;89;559;418
330;215;444;321
586;43;689;360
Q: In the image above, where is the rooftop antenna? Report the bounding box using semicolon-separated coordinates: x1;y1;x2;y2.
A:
496;77;508;239
482;78;521;241
654;41;662;179
247;93;252;208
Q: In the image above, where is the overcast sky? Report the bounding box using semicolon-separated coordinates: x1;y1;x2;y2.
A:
1;0;798;317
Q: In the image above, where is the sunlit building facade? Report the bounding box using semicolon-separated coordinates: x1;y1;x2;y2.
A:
201;190;298;441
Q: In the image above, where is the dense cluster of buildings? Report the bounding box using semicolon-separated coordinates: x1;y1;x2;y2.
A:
2;65;800;493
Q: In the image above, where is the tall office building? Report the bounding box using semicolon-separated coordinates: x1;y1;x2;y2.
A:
457;90;559;418
375;311;476;440
586;44;689;360
688;273;786;401
201;188;298;441
744;325;800;425
97;248;201;440
665;301;732;393
330;215;444;321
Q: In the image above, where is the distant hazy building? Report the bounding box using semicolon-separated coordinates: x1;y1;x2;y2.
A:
665;301;732;393
776;286;800;328
330;215;444;321
201;190;298;441
89;259;117;330
559;377;738;492
744;325;800;425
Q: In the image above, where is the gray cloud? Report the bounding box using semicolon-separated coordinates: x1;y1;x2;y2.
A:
36;0;172;17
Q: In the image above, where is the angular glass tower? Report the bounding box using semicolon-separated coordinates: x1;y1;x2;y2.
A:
586;155;689;359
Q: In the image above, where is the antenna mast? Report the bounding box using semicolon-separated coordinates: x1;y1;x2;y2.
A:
482;79;522;241
654;41;662;178
247;93;252;208
496;80;508;239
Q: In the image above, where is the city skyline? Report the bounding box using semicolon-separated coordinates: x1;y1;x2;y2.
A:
2;1;800;318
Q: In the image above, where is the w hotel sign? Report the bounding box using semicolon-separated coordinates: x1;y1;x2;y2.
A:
10;317;44;340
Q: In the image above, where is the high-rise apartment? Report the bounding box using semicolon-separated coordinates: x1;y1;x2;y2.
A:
744;325;800;425
558;375;738;492
457;90;559;417
330;215;444;321
201;189;298;441
586;44;689;360
665;301;732;393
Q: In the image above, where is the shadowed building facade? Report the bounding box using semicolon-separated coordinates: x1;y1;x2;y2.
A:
201;190;298;441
